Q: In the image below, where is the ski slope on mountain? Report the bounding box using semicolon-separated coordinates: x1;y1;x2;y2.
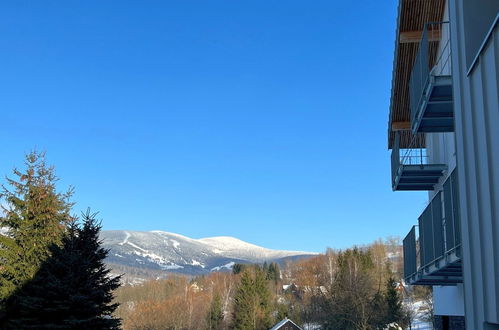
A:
101;230;317;276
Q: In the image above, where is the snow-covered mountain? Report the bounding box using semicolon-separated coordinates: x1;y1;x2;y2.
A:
101;230;316;277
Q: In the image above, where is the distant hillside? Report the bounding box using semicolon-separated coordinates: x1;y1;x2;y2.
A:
101;230;317;282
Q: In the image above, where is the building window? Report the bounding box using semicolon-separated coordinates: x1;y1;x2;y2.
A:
463;0;499;70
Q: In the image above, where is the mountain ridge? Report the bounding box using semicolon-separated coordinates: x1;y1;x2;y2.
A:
100;230;317;281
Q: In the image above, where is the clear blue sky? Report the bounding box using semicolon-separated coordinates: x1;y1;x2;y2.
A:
0;1;427;252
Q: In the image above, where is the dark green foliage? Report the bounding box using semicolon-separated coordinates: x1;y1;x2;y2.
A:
275;303;289;322
3;211;121;329
232;269;272;330
385;277;403;324
265;262;280;284
232;263;248;275
371;291;388;329
0;151;74;302
206;294;224;330
262;261;268;274
319;248;376;329
317;249;407;329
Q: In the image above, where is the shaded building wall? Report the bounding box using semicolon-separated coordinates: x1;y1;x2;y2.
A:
434;315;466;330
449;0;499;328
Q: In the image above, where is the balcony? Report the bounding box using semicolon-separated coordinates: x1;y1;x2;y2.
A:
403;169;462;286
410;22;454;134
391;132;446;191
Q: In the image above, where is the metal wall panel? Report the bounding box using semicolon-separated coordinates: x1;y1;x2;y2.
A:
403;227;417;279
444;175;456;249
421;206;435;266
451;169;462;247
432;192;445;259
449;1;499;326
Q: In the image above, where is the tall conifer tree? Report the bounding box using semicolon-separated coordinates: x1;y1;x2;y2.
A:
384;277;403;325
232;268;272;330
206;293;224;330
0;151;73;303
4;210;121;329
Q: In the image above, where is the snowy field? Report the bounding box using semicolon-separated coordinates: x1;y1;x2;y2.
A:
409;300;433;329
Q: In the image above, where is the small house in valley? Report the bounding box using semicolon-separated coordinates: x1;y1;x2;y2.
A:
269;318;302;330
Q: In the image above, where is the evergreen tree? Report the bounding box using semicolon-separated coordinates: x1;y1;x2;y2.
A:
262;261;269;276
253;268;272;328
0;151;73;303
320;248;376;329
232;269;272;330
206;293;224;330
266;262;280;284
371;291;388;329
384;277;403;325
3;210;121;329
232;263;248;275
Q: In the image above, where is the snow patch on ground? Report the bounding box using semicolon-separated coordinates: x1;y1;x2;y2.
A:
171;239;180;249
211;261;235;271
161;263;184;270
118;232;131;246
199;236;318;260
132;250;184;270
191;260;205;268
127;241;148;252
406;300;432;329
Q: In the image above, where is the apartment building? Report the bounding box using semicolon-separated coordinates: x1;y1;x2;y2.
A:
388;1;499;329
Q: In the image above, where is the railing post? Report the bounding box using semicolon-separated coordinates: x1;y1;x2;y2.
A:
391;132;401;188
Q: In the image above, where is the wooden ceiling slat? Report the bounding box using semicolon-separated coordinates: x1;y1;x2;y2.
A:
388;0;445;149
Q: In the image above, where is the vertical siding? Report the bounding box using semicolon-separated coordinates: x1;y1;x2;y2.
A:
427;3;457;202
449;1;499;328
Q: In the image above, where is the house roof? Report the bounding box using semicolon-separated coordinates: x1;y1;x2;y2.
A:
270;318;303;330
387;0;445;149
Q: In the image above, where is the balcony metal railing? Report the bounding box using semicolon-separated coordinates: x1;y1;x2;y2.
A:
403;169;462;285
391;132;446;191
403;226;417;280
409;21;454;133
443;169;461;250
391;133;426;184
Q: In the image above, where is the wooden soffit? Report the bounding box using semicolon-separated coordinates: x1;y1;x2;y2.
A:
387;0;445;149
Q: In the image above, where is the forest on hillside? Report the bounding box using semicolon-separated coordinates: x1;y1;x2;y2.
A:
114;240;432;330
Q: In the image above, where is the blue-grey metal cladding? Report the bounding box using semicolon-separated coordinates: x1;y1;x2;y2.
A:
451;169;461;247
403;226;417;279
449;1;499;324
432;192;445;260
420;205;434;266
444;174;456;249
444;168;461;252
